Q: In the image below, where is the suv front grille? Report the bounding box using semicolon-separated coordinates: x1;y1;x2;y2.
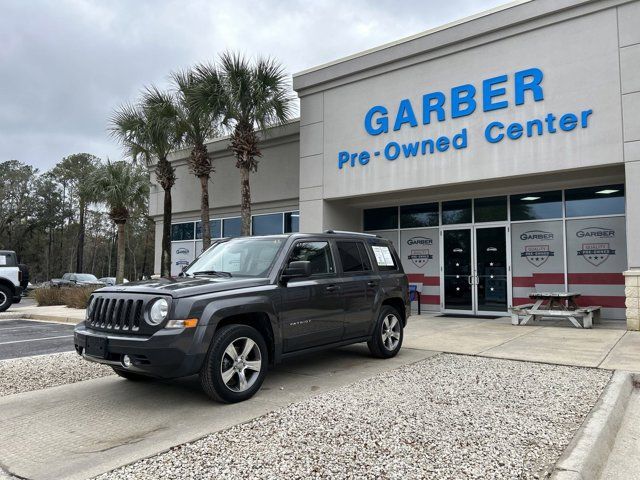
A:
89;297;143;332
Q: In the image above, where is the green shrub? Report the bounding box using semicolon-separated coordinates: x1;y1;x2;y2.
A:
33;287;65;306
61;286;97;309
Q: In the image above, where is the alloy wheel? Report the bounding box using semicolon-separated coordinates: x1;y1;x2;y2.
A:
381;314;401;351
220;337;262;392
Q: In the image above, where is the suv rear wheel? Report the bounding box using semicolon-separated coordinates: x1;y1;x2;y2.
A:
367;305;404;358
200;324;268;403
0;285;12;312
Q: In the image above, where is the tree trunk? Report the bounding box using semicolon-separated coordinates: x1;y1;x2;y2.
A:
76;200;85;272
240;164;251;236
161;186;172;276
116;221;126;284
199;175;211;250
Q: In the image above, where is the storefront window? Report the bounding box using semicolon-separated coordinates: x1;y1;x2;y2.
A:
400;203;438;228
284;211;300;233
474;196;507;222
223;217;242;237
510;190;562;221
565;184;625;217
195;219;222;239
441;199;472;224
252;213;284;235
363;207;398;231
171;222;195;241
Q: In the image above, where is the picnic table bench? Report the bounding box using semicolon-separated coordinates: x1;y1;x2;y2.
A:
510;292;601;329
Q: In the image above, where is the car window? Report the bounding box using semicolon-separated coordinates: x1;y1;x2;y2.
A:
62;273;70;280
288;241;335;275
370;243;399;271
336;241;372;273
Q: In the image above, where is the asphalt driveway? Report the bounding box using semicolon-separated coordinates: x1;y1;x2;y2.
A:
0;319;75;360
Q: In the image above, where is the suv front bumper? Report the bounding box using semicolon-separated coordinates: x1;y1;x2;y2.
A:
74;323;209;379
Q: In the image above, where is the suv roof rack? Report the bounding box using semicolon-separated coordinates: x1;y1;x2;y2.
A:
324;230;381;238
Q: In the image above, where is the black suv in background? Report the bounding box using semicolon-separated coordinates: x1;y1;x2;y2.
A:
74;232;409;403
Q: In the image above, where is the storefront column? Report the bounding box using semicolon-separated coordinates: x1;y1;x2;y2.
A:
624;160;640;330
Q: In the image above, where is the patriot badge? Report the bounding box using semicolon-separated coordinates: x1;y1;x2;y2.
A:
578;243;615;267
521;245;554;268
407;249;432;268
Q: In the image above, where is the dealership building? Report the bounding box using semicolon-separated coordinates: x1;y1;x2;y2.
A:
150;0;640;329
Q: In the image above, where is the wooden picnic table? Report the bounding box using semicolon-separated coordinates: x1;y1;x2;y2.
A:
510;292;601;329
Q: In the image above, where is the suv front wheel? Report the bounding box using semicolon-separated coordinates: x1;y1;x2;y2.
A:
367;305;404;358
200;324;268;403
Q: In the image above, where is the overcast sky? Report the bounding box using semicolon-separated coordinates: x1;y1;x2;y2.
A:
1;0;507;171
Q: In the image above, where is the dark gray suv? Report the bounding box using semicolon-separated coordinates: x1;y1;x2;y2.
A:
74;232;409;403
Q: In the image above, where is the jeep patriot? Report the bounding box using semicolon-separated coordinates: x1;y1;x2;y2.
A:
74;232;409;403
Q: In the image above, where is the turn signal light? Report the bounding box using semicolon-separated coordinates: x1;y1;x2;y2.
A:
165;318;198;329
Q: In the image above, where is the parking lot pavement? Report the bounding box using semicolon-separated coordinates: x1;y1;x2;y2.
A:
0;319;75;360
0;345;437;480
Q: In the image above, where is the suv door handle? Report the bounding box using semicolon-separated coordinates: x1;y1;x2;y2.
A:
325;285;338;292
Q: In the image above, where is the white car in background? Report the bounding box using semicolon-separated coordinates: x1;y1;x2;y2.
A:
98;277;129;286
0;250;23;312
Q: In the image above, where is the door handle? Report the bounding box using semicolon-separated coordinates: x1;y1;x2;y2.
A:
325;285;338;292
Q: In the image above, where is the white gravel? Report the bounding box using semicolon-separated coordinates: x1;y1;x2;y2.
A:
0;352;113;397
97;354;611;480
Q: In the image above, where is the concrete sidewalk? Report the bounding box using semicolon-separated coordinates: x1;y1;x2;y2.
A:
405;314;639;372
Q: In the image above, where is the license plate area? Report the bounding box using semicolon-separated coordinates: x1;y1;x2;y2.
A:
85;336;108;358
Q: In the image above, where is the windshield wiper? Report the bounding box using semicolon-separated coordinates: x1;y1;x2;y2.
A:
191;270;233;278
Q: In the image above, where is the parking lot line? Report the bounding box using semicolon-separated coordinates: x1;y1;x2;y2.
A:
0;335;73;345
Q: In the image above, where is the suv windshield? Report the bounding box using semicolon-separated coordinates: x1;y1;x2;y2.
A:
186;237;285;278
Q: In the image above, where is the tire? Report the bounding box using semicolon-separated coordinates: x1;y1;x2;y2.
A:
200;324;268;403
367;305;404;359
111;367;150;381
0;285;13;312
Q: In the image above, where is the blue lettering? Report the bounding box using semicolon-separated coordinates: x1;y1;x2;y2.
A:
515;68;544;105
393;99;418;131
483;75;508;111
364;105;388;135
359;151;370;165
559;113;577;131
506;123;523;140
384;142;400;160
452;128;468;149
422;92;445;125
485;122;504;143
436;136;449;152
401;142;420;157
581;109;592;128
337;151;350;169
451;85;476;118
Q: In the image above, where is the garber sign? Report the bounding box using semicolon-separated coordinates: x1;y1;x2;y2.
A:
337;67;593;170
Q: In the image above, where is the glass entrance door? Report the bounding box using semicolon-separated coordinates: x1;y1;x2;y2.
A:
442;226;509;315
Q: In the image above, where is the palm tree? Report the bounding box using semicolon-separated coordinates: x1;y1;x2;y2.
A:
193;52;293;236
171;69;222;250
91;161;149;284
110;86;180;276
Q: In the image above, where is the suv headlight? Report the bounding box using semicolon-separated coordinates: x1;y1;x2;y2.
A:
148;298;169;325
86;297;96;320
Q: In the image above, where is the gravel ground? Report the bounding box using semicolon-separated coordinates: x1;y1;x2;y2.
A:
97;354;611;480
0;352;113;397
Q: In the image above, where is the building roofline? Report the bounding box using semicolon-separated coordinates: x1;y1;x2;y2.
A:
292;0;619;93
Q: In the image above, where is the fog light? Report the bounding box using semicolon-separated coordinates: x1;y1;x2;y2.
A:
122;355;132;368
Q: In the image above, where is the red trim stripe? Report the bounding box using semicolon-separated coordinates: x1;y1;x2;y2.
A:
568;273;625;285
513;296;625;309
407;274;440;286
419;295;440;305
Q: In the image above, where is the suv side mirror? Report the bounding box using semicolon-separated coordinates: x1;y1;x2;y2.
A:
281;261;311;281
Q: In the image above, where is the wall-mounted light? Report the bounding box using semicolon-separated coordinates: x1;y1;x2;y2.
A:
595;189;619;195
520;196;541;201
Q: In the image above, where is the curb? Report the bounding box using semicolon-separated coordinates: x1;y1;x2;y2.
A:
0;312;82;325
551;370;636;480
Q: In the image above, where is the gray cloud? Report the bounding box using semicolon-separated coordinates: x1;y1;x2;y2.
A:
0;0;506;171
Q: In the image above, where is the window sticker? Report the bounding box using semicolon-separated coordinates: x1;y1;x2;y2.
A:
372;246;394;266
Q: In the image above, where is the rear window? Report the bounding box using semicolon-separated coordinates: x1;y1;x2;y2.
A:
337;241;372;273
0;253;16;267
370;243;398;271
